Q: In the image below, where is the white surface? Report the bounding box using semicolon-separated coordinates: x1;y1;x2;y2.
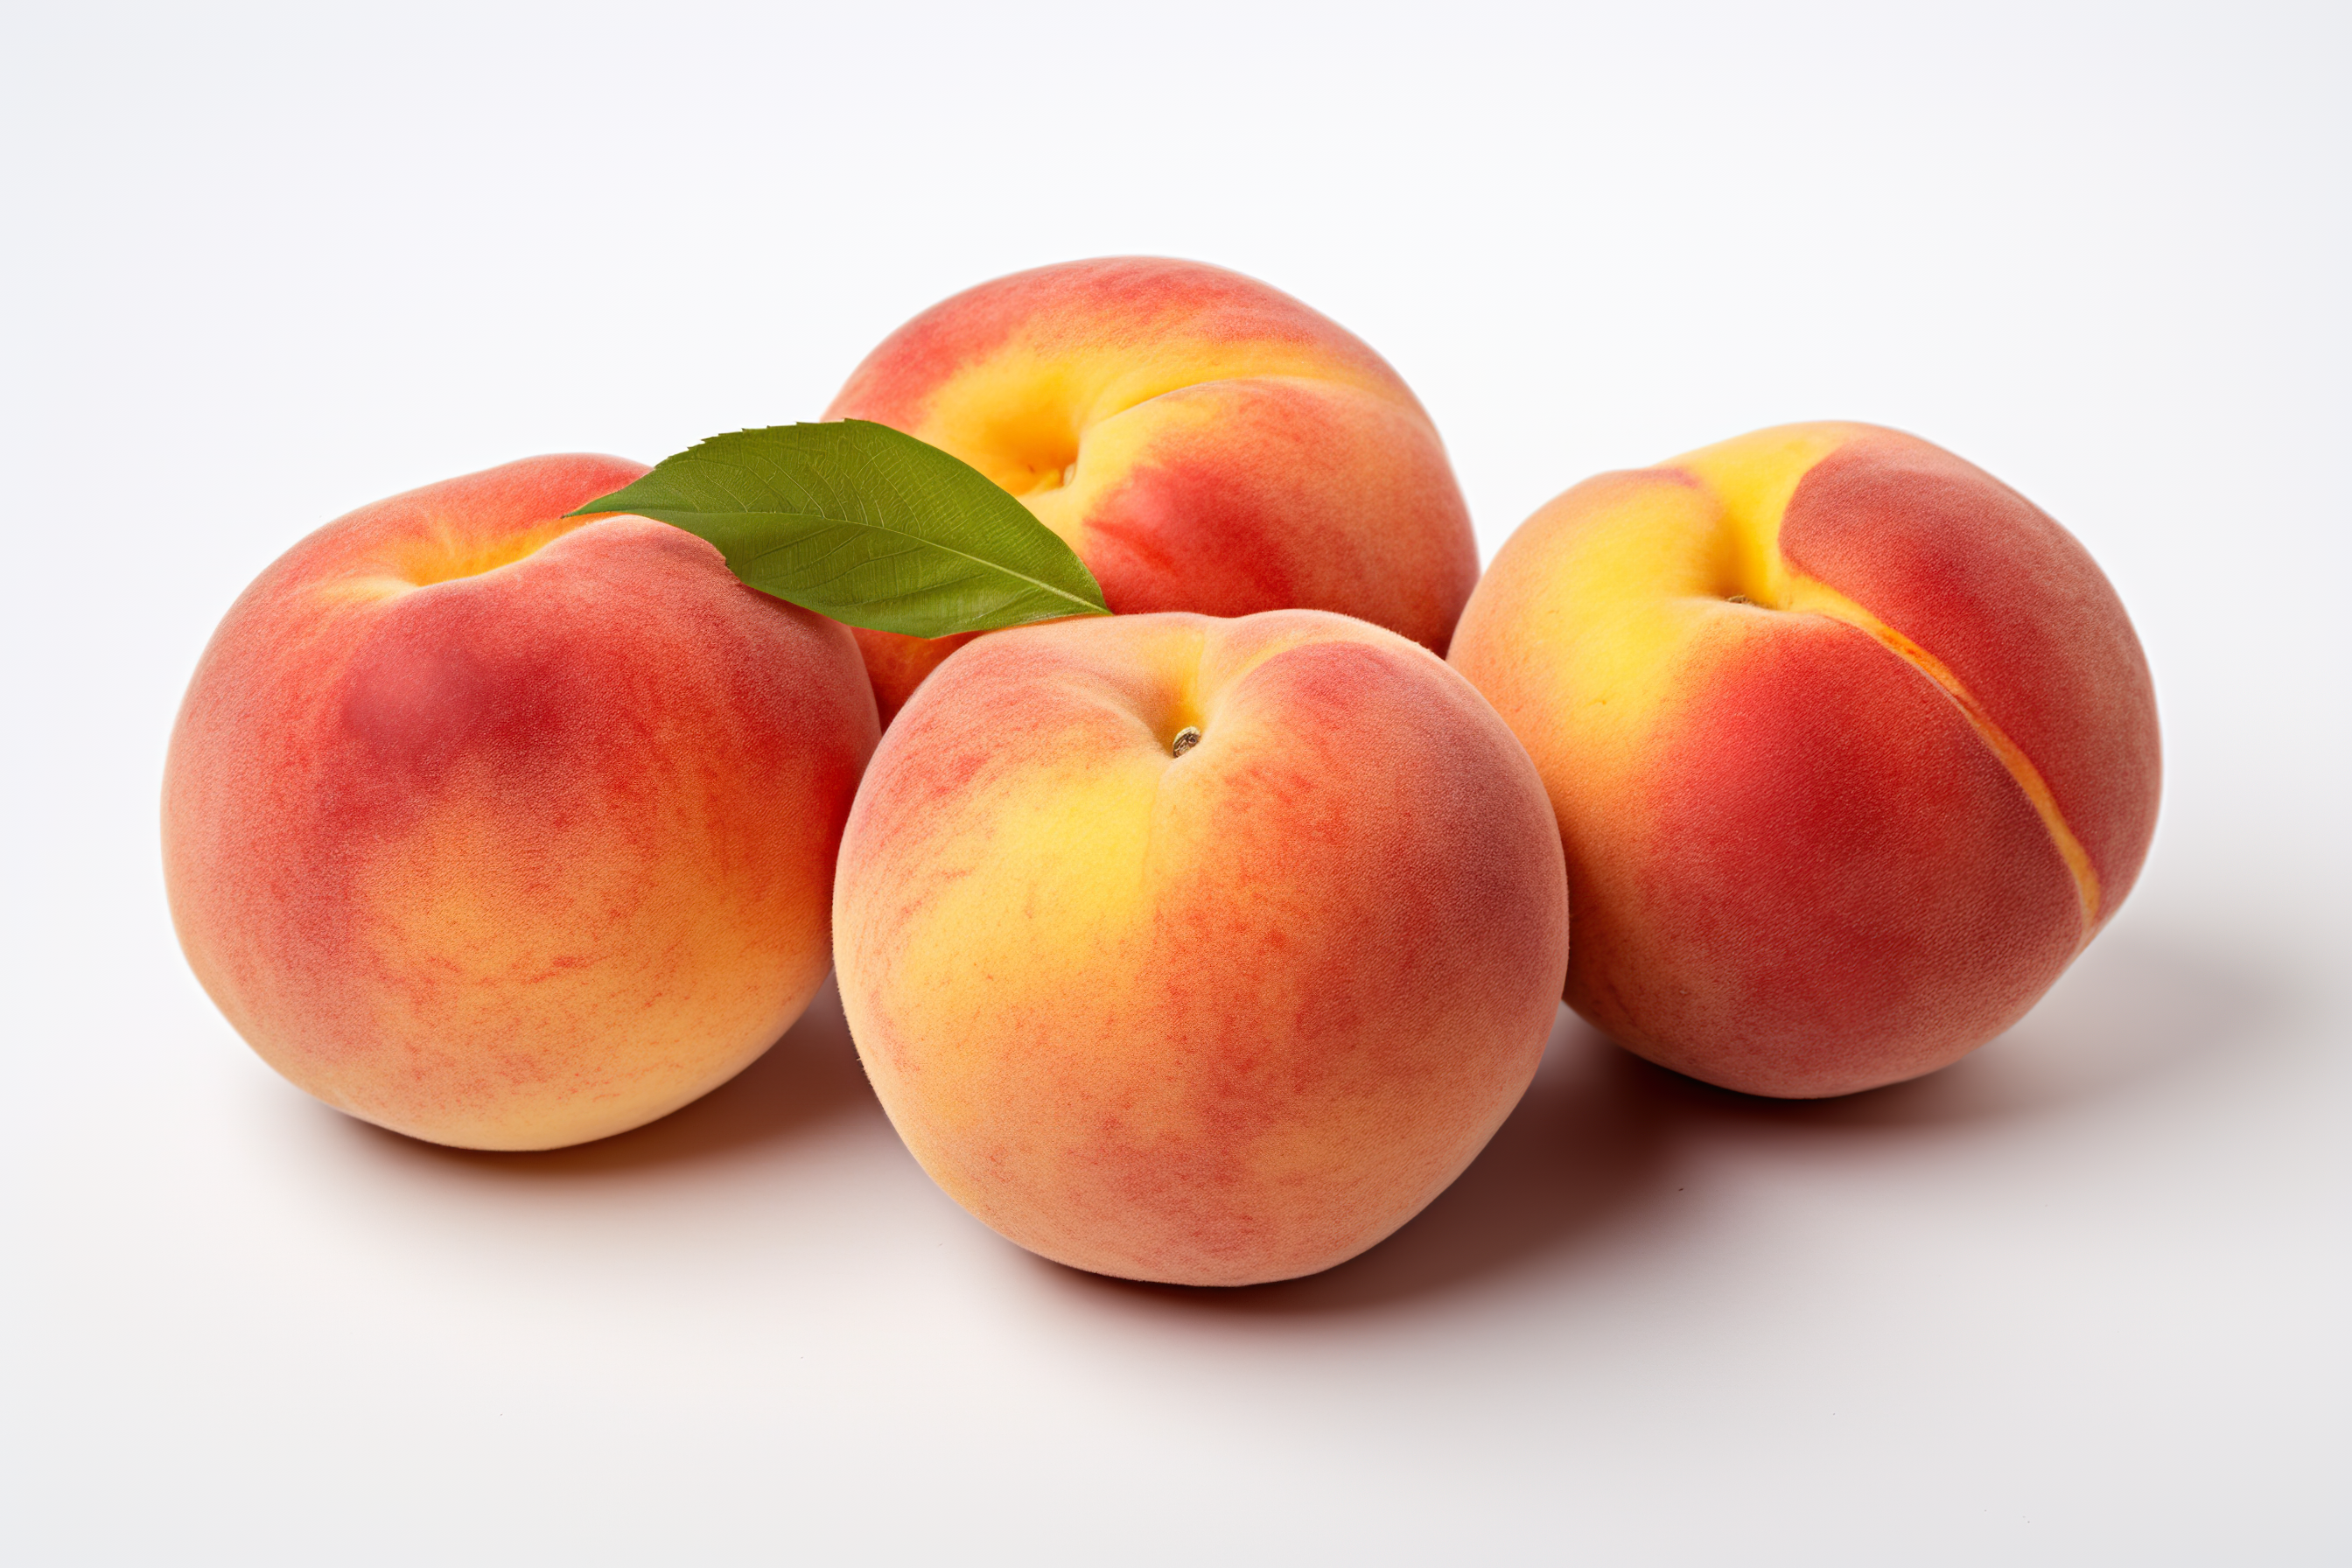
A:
4;3;2347;1562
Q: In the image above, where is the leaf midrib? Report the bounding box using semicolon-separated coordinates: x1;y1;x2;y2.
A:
628;505;1102;615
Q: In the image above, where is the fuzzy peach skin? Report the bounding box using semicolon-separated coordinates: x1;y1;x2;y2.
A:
1449;424;2160;1098
834;610;1568;1286
163;456;879;1151
825;257;1480;723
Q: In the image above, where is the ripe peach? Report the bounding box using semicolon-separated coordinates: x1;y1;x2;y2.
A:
163;456;879;1150
825;257;1480;723
1449;424;2160;1098
833;610;1569;1286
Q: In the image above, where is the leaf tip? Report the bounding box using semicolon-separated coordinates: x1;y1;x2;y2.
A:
563;490;632;520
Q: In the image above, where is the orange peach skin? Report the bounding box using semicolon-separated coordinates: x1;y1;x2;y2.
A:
1449;424;2160;1098
163;456;879;1150
834;610;1569;1286
826;257;1480;723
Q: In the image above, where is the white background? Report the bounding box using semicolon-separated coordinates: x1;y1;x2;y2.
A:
4;3;2346;1562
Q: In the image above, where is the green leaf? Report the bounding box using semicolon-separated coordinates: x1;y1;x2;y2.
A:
566;421;1110;638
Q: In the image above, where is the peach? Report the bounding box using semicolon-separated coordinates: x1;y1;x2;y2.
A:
825;257;1480;723
833;610;1569;1286
1449;424;2160;1098
163;456;879;1150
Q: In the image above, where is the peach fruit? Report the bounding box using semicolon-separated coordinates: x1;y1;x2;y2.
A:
826;256;1480;723
1449;423;2160;1098
833;610;1569;1286
164;456;879;1150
